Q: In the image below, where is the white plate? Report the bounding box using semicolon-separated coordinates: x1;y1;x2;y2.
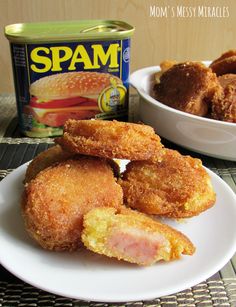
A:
1;161;236;302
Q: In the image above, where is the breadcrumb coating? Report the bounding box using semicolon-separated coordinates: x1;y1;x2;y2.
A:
211;74;236;123
56;119;164;162
24;145;120;183
153;62;221;117
210;50;236;76
24;145;74;183
22;157;123;251
119;149;216;217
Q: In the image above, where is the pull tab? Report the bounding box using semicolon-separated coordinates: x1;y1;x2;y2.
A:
81;24;122;34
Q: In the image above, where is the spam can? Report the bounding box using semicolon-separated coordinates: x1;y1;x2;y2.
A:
5;20;134;137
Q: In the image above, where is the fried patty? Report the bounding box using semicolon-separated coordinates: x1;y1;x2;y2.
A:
119;149;216;217
82;207;195;266
211;74;236;123
22;157;123;251
24;145;120;183
24;145;74;183
210;50;236;76
56;119;164;162
160;60;177;73
153;62;221;117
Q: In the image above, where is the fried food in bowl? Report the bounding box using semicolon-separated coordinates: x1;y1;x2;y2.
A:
130;62;236;160
212;74;236;123
153;62;221;117
210;50;236;76
154;60;177;83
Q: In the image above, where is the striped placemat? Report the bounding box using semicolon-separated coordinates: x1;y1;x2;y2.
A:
0;279;236;306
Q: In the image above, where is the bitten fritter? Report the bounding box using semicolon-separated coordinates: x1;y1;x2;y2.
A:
24;145;74;183
82;207;195;266
210;50;236;76
56;119;164;162
153;62;221;117
22;157;123;251
119;149;216;218
211;74;236;123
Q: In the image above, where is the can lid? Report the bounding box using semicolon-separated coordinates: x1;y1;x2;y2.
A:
5;20;135;43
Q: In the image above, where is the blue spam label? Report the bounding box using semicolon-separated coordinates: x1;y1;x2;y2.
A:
10;39;131;137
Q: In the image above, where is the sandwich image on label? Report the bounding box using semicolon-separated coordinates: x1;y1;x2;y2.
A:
26;71;124;132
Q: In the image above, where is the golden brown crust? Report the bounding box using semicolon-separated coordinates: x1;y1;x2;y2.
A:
22;157;123;251
153;62;222;117
154;61;178;84
24;145;75;184
82;207;195;265
210;50;236;76
24;145;120;184
119;149;216;217
24;145;121;184
211;50;236;63
160;60;177;73
56;119;164;162
211;74;236;123
30;72;122;100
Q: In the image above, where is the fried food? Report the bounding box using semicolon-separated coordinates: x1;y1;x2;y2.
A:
211;74;236;123
160;60;177;73
210;50;236;76
82;207;195;266
119;149;216;217
154;60;178;84
153;62;221;117
22;157;123;251
24;145;120;184
56;119;164;162
24;145;74;183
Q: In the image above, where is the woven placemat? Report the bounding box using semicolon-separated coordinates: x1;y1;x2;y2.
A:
0;279;236;306
0;94;17;139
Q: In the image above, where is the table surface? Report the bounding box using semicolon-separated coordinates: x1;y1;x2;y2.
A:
0;93;236;307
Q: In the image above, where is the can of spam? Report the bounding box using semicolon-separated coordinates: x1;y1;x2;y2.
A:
5;20;134;137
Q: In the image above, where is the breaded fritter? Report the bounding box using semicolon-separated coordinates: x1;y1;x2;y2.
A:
210;50;236;76
154;60;177;83
160;60;177;73
22;157;123;251
82;207;195;266
153;62;221;117
119;149;216;217
24;145;120;183
154;60;178;84
24;145;74;183
56;119;164;162
212;74;236;123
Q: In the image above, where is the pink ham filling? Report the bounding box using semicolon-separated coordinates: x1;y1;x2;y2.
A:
106;228;169;265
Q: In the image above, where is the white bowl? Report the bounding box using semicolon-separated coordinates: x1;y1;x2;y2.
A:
130;63;236;161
